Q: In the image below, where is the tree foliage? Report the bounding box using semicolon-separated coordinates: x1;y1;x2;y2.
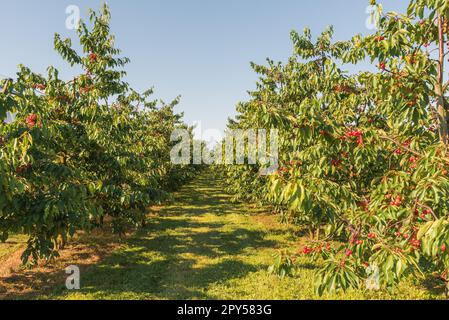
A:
0;5;198;264
224;0;449;295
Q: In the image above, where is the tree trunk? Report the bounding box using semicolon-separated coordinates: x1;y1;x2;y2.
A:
436;15;449;147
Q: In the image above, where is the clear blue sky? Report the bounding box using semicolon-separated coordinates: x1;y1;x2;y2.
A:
0;0;408;133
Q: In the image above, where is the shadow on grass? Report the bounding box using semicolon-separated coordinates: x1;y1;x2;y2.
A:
63;172;277;299
2;171;277;300
419;277;448;297
64;217;275;299
0;243;118;300
70;256;260;299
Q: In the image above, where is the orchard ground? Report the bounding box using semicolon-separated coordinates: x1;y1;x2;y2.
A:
0;170;445;300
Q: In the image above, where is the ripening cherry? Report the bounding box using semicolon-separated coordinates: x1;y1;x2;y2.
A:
331;158;343;168
345;249;353;257
26;114;38;127
368;233;376;239
390;195;403;207
302;246;313;255
345;130;364;146
349;235;357;244
441;244;447;253
422;209;432;217
346;130;362;137
391;201;400;207
410;238;421;248
80;86;91;94
32;83;46;91
89;53;98;62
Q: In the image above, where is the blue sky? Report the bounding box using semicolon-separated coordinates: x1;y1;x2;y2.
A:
0;0;408;133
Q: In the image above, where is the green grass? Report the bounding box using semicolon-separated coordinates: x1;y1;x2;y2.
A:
8;171;445;300
0;235;27;261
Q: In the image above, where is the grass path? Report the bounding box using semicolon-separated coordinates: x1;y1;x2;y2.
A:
47;171;301;300
1;170;445;300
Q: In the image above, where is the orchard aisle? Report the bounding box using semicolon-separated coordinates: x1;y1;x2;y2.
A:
1;170;441;300
40;170;307;300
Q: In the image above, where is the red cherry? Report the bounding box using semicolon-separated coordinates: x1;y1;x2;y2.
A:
346;130;363;137
410;238;421;248
441;244;447;253
26;114;38;127
302;247;313;255
345;250;353;257
368;233;376;239
89;53;98;61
